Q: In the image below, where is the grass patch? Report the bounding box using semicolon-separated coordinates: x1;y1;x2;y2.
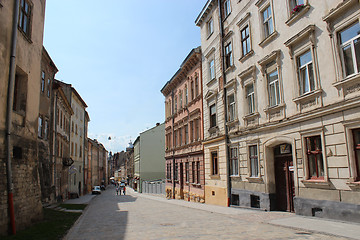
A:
59;204;87;210
3;208;81;240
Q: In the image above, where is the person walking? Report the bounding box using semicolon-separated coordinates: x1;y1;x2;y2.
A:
123;186;126;195
116;185;119;195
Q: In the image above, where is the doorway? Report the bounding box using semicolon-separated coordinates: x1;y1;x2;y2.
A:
179;162;184;199
274;144;294;212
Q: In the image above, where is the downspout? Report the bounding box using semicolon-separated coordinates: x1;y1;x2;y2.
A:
53;91;58;200
217;0;231;207
6;0;20;235
82;111;85;194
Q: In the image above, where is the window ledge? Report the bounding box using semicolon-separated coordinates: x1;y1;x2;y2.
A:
191;183;202;187
208;126;219;134
246;177;263;183
286;4;311;26
243;112;260;121
18;26;33;44
206;32;214;40
259;31;278;48
239;50;254;63
225;65;235;74
301;179;331;189
333;73;360;89
226;118;239;127
210;175;220;180
293;89;322;104
206;77;217;87
264;103;285;113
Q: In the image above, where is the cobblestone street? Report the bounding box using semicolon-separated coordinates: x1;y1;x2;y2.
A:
64;186;359;240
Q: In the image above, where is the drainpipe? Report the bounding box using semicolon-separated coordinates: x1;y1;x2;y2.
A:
6;0;20;235
217;0;231;207
53;90;58;199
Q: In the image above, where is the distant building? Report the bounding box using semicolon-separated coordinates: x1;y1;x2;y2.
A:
133;123;165;193
161;47;205;202
87;138;108;190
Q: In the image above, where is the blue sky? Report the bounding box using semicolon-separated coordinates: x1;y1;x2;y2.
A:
43;0;207;153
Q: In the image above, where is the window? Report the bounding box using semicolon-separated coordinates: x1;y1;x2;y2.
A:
262;5;274;38
211;151;218;175
291;0;304;10
185;85;188;105
71;142;74;156
13;73;27;114
174;95;178;112
19;0;31;37
192;162;196;183
71;121;74;133
190;121;194;142
38;116;43;138
209;59;215;80
195;119;200;140
207;18;214;37
44;120;49;140
339;22;360;77
246;84;255;114
41;71;45;93
185;162;189;182
210;104;217;127
191;80;195;100
179;127;182;146
174;163;178;181
267;68;280;106
249;145;259;177
305;136;324;179
241;25;251;56
75;143;77;157
225;42;233;69
47;79;51;97
184;125;188;145
230;147;239;176
80;146;82;158
197;161;201;184
195;77;199;97
352;128;360;180
174;130;178;147
224;0;231;17
297;50;314;95
179;91;183;109
75;124;78;135
227;94;235;122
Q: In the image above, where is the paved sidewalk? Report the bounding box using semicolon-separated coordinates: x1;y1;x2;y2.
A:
63;193;97;204
134;188;360;240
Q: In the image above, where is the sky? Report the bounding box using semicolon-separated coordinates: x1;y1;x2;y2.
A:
43;0;207;153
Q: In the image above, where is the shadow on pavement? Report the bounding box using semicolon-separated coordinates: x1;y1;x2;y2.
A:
115;194;137;203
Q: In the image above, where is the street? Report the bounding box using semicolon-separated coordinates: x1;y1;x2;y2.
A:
64;186;357;240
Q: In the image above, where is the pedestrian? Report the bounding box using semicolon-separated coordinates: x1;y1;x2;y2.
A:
123;186;126;195
116;186;119;195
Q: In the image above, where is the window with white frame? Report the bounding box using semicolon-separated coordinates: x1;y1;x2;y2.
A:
241;25;251;56
339;22;360;78
224;0;231;18
230;147;239;176
297;50;315;95
305;135;324;179
38;116;43;138
41;71;45;93
210;104;217;128
209;59;215;80
262;5;274;38
207;18;214;37
249;145;259;177
246;84;255;114
267;68;280;106
225;42;233;69
227;93;235;122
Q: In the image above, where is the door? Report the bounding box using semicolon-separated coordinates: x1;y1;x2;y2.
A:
179;162;184;199
274;145;294;212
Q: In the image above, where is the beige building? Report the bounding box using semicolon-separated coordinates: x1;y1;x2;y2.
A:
196;0;360;222
0;0;47;235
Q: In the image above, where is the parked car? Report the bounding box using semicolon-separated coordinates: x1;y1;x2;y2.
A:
92;186;101;195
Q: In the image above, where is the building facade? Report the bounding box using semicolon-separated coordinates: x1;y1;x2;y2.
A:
38;47;58;204
161;47;205;202
196;0;360;222
0;0;47;235
196;1;229;206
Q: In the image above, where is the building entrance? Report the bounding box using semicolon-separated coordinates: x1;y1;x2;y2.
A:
179;162;184;199
274;144;294;212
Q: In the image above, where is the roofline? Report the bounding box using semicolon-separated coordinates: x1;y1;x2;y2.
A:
71;87;88;108
160;46;201;94
195;0;215;26
42;46;59;73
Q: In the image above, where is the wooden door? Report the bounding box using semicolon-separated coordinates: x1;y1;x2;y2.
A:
275;155;294;212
